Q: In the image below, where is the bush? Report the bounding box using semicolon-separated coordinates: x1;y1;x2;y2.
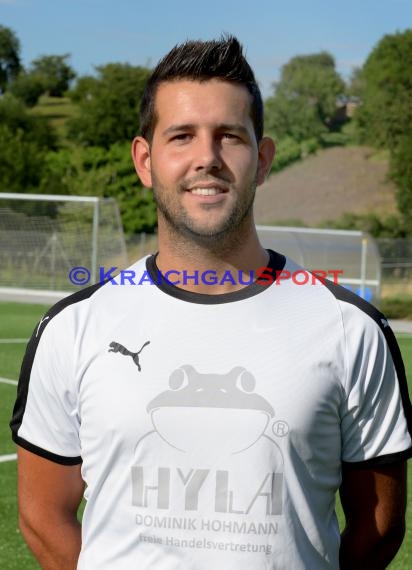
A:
271;137;302;172
320;132;349;147
380;296;412;319
317;212;409;238
300;138;319;157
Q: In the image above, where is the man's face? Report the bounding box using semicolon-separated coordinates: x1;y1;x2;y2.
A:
134;79;272;242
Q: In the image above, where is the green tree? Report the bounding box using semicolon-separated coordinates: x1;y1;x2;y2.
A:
0;125;47;193
31;54;76;97
0;94;56;194
67;63;151;148
355;30;412;231
40;143;157;233
390;130;412;234
10;71;45;107
0;93;56;149
265;52;345;141
347;67;364;98
355;30;412;149
0;25;21;93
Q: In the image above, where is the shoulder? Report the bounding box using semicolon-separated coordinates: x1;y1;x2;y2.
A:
319;278;404;376
321;277;388;331
36;255;152;336
281;256;388;333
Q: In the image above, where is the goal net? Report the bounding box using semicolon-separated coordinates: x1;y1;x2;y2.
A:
0;193;128;292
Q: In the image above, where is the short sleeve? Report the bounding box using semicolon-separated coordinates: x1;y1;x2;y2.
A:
340;305;412;467
10;308;82;465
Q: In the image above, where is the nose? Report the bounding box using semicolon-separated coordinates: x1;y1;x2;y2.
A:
193;134;222;172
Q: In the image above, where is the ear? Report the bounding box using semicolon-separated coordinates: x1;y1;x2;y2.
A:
256;136;276;186
131;136;152;188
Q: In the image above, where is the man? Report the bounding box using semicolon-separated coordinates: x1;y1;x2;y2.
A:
10;36;412;569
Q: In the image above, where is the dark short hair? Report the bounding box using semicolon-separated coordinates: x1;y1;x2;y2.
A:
140;35;263;143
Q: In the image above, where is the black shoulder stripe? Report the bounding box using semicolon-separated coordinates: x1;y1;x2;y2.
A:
322;278;412;439
13;435;82;465
9;281;106;461
342;448;412;470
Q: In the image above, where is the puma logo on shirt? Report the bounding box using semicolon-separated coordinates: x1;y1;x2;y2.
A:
108;341;150;372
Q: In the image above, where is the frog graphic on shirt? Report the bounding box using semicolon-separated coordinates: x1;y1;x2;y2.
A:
143;365;276;455
132;366;285;516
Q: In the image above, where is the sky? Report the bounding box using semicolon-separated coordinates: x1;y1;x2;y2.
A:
1;0;411;97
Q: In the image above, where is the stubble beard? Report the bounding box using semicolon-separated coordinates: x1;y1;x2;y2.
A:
152;172;258;251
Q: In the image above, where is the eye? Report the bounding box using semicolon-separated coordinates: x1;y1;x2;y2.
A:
221;132;244;145
171;133;192;143
222;133;238;140
236;370;255;393
169;368;189;390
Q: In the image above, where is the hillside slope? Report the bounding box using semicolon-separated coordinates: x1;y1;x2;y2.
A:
254;146;398;226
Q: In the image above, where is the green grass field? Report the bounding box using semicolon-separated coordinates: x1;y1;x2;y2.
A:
0;301;411;568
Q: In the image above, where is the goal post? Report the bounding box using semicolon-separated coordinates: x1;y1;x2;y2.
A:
0;193;128;293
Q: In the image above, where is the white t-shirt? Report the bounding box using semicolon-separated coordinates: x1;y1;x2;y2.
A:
11;251;412;569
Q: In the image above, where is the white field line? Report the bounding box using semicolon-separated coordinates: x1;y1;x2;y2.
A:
0;374;18;463
0;339;28;343
0;377;17;386
0;372;18;462
0;453;17;463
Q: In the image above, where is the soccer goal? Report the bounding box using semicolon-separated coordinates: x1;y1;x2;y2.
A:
0;193;128;296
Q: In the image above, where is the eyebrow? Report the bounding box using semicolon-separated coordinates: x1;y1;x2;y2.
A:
162;123;250;137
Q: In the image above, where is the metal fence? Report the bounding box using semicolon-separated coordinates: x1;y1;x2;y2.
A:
377;238;412;298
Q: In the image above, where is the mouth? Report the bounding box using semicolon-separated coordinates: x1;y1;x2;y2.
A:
185;180;230;197
188;187;228;196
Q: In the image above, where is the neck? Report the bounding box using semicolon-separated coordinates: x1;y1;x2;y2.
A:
155;215;268;294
